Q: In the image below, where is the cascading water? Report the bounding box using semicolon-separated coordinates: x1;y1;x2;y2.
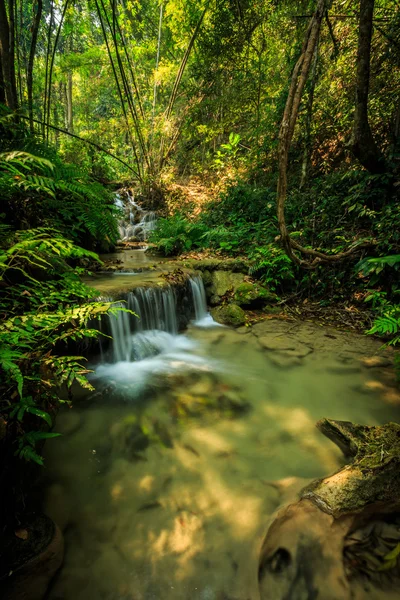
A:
93;275;217;395
107;285;178;362
115;191;157;242
189;275;208;321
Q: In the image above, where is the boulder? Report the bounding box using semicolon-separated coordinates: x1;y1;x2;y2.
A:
211;304;246;327
208;270;245;297
234;282;276;308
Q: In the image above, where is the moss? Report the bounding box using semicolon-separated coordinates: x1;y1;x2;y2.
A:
211;303;246;327
234;282;276;307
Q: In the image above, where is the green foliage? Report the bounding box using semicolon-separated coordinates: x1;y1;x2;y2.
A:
359;255;400;376
212;133;242;171
149;214;207;255
0;142;119;251
249;244;295;292
0;227;121;464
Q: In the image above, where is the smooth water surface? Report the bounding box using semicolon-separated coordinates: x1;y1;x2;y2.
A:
43;320;400;600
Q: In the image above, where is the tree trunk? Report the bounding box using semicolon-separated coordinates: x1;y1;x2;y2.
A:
66;72;73;133
0;49;6;105
27;0;43;132
277;0;332;263
0;0;18;110
300;41;319;189
259;420;400;600
349;0;385;174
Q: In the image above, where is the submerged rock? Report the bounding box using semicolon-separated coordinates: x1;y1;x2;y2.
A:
110;416;150;460
234;282;276;308
211;304;246;327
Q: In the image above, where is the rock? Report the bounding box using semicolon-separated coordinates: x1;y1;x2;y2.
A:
190;378;214;396
263;305;282;315
208;270;245;297
257;336;312;358
234;282;276;308
110;416;150;459
268;354;302;368
210;294;221;305
361;356;392;368
176;258;250;273
237;325;251;334
0;516;64;600
211;304;246;327
43;483;71;532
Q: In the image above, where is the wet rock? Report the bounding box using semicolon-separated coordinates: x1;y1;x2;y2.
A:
326;365;361;375
190;377;214;397
208;271;245;297
211;304;246;327
234;282;276;308
257;336;312;358
110;416;150;459
361;356;392;368
210;294;221;306
268;354;302;368
237;325;251;334
152;420;174;448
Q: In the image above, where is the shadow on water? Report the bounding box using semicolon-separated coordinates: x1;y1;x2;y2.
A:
42;302;400;600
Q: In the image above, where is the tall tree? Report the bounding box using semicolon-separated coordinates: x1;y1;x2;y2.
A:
349;0;385;173
0;0;18;110
27;0;43;131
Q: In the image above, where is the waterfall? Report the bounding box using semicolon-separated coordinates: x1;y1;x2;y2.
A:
102;275;213;363
189;275;208;321
107;285;178;362
116;192;157;242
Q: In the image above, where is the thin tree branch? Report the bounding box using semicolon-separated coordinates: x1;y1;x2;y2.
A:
19;116;139;176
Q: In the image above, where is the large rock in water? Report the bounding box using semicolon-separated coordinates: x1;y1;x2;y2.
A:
211;304;246;327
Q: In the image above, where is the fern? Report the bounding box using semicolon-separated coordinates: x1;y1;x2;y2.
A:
0;228;124;465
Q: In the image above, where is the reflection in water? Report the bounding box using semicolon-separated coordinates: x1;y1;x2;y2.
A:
43;320;400;600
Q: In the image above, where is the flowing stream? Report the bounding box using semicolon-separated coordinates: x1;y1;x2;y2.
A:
115;192;157;243
43;269;400;600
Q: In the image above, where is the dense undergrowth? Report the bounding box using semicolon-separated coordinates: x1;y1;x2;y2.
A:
150;171;400;355
0;116;122;484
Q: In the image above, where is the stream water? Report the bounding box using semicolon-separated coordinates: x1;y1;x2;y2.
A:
42;266;400;600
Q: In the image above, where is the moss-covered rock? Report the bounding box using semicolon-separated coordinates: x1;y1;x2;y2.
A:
234;282;276;308
211;304;246;327
208;271;245;297
175;258;250;273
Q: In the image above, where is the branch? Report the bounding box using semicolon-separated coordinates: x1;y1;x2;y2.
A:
19;116;139;176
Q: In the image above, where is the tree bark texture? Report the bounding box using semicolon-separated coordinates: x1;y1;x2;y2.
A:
276;0;374;268
349;0;385;174
259;420;400;600
27;0;43;132
0;0;18;110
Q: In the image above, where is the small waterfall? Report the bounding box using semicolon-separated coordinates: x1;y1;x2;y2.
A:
189;275;208;321
101;275;213;363
116;191;157;242
107;285;178;362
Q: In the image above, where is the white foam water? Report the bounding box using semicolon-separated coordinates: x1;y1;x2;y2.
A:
116;192;157;242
